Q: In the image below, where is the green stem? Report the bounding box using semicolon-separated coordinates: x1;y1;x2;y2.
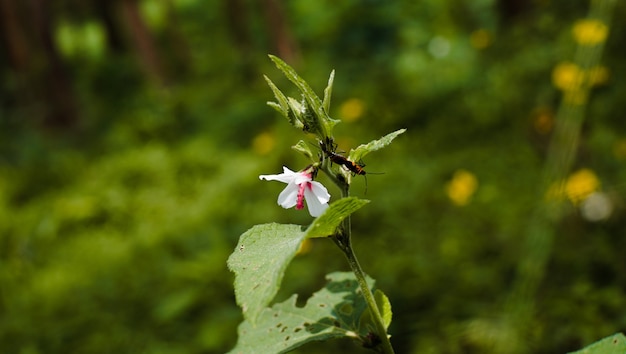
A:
341;239;395;354
326;170;394;354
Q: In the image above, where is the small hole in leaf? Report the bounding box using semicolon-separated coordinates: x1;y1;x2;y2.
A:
339;303;354;315
319;304;326;308
294;327;302;333
276;323;282;328
281;326;288;333
285;336;290;341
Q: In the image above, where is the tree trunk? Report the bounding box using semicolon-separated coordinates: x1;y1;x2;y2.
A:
30;0;79;129
119;0;166;85
261;0;299;64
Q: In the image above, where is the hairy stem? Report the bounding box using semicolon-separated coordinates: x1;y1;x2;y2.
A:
341;239;395;354
325;167;394;354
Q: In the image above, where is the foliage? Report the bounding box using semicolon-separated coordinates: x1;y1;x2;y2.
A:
229;57;399;352
569;333;626;354
228;271;377;354
227;197;370;326
1;0;625;353
348;129;407;163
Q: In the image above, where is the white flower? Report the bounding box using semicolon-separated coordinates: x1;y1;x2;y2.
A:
259;166;330;217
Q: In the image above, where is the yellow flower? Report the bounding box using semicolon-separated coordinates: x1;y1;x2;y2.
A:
552;62;583;91
446;169;478;206
565;169;600;205
339;98;365;123
572;19;608;46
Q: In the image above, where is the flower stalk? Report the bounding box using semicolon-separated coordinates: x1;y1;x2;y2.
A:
262;56;403;353
326;161;395;354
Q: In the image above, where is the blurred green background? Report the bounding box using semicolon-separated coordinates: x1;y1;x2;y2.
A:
1;0;625;353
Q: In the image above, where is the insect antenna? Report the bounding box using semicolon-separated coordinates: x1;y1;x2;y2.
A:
364;174;368;194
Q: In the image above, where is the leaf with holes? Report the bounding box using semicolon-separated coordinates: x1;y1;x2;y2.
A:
227;272;375;354
568;333;626;354
228;197;370;323
227;223;306;323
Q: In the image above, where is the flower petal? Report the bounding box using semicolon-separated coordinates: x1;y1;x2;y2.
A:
293;172;312;185
277;183;298;209
308;181;331;203
304;186;329;217
260;166;331;217
259;166;297;184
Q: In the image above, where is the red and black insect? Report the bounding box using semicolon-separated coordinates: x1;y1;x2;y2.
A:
319;137;383;193
319;137;376;195
328;152;366;176
319;138;366;176
323;148;366;178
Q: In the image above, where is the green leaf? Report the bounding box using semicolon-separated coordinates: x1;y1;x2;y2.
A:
374;289;392;330
269;55;324;117
291;140;315;160
349;129;407;162
264;76;289;116
228;272;375;354
286;97;304;117
268;55;340;137
227;199;369;322
568;333;626;354
358;289;393;336
323;70;335;114
305;197;370;238
267;101;285;115
227;223;306;323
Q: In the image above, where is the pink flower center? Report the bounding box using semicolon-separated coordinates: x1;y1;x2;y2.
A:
295;172;314;210
296;181;308;210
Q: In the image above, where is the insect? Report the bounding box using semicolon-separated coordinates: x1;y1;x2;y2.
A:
319;138;363;172
327;151;366;176
319;137;378;193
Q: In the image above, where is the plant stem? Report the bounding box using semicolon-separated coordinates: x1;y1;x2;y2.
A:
341;239;395;354
327;174;395;354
